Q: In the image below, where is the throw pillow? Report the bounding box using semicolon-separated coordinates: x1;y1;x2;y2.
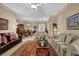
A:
10;34;16;41
1;35;7;44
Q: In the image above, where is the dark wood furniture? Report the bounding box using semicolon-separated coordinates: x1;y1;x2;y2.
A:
17;24;26;36
36;47;50;56
0;33;22;55
36;39;50;56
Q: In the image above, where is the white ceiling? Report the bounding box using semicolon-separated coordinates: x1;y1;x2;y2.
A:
3;3;67;21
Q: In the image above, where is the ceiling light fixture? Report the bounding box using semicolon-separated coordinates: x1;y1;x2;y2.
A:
31;4;37;9
29;3;40;10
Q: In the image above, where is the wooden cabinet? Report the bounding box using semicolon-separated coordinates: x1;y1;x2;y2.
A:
17;24;26;36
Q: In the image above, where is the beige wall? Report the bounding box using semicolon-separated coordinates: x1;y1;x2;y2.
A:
56;3;79;36
47;16;57;36
0;4;16;33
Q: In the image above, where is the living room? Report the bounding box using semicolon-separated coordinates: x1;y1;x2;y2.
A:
0;2;79;56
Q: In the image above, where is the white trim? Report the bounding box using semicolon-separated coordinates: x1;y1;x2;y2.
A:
0;3;16;16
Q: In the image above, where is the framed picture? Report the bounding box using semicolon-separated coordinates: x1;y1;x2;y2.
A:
66;13;79;30
0;18;8;30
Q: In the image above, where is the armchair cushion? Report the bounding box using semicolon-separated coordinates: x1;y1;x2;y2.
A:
59;44;68;55
57;33;66;42
56;42;65;50
57;42;65;45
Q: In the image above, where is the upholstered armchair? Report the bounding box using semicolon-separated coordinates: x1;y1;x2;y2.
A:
52;33;66;50
57;33;79;55
66;39;79;56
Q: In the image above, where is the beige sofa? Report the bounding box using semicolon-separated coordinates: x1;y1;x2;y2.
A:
52;33;79;56
66;39;79;56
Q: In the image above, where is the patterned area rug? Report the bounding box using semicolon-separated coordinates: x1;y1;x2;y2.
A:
11;40;58;56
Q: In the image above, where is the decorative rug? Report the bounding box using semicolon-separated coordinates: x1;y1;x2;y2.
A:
11;40;58;56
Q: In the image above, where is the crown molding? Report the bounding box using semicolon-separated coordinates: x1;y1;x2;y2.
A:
0;3;16;16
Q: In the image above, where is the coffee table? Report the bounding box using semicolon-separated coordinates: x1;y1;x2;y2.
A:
36;43;50;56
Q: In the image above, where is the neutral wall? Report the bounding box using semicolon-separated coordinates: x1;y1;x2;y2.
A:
47;16;57;37
56;3;79;36
0;4;16;33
